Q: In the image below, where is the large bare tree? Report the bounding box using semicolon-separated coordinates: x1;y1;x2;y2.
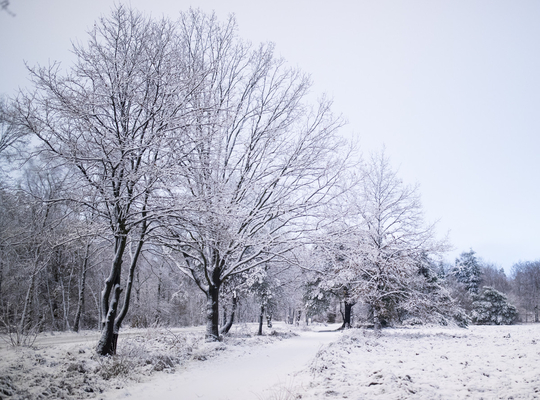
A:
161;10;348;341
15;6;195;355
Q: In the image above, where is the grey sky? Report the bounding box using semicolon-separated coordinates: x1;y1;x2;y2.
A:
2;0;539;272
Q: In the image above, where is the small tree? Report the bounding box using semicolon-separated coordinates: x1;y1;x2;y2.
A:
400;256;468;327
308;152;454;331
352;151;448;330
306;239;357;329
453;250;482;294
471;286;518;325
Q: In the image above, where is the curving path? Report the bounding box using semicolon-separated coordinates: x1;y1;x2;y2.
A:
105;327;340;400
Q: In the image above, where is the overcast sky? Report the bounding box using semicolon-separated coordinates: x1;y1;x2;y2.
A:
2;0;539;272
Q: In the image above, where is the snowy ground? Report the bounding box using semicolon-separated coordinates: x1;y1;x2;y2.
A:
105;324;340;400
295;324;540;399
1;323;539;399
0;323;338;399
0;326;207;399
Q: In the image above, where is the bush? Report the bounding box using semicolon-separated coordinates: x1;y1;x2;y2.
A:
471;287;518;325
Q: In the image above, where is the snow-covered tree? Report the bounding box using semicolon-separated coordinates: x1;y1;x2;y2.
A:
308;151;453;330
0;98;26;161
306;231;359;329
512;260;540;322
15;6;196;355
453;250;482;294
471;287;518;325
399;255;469;327
161;10;347;341
350;151;449;330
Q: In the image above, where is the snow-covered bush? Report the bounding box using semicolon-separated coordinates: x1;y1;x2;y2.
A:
471;287;518;325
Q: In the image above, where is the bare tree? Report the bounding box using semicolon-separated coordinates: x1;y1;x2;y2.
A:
309;151;453;331
162;10;347;341
481;262;510;294
512;260;540;322
0;161;78;343
354;151;451;329
14;6;196;355
0;98;27;169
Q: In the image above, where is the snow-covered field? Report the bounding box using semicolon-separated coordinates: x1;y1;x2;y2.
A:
1;323;539;399
297;324;540;399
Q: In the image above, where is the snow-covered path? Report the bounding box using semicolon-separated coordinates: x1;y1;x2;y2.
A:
106;328;340;400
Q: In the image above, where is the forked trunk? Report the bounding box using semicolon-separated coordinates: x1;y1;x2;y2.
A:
113;232;145;336
96;283;122;355
96;235;126;356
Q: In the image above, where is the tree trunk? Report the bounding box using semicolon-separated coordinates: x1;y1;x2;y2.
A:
73;242;90;332
96;283;122;355
219;291;237;335
205;285;220;341
340;301;353;329
373;307;382;333
258;304;265;336
45;275;57;331
18;268;37;342
60;276;71;331
96;235;126;356
155;275;162;325
114;232;145;334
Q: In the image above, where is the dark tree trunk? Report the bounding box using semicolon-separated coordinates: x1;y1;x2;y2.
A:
373;307;382;333
114;232;145;334
96;235;126;356
288;307;294;324
96;282;122;355
155;276;162;324
340;301;353;329
258;304;265;336
219;291;237;335
205;285;220;341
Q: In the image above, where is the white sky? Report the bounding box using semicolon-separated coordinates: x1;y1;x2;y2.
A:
1;0;539;273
